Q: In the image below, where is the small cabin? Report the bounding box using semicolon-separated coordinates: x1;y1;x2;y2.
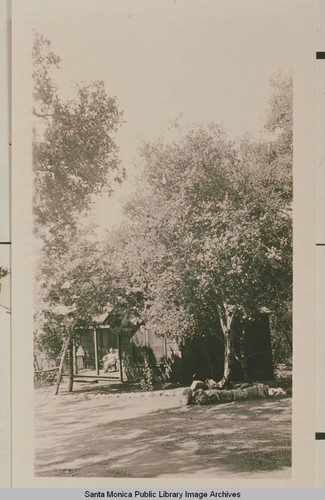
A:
71;311;274;383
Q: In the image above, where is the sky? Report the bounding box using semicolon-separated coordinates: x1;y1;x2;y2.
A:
30;0;294;233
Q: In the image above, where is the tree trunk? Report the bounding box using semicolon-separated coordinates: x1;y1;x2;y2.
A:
217;301;237;387
54;327;73;395
220;330;233;385
68;340;74;392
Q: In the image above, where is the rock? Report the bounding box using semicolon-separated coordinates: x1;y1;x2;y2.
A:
206;379;218;389
192;388;209;405
217;391;226;403
240;383;251;389
181;388;193;405
218;390;234;403
243;386;259;399
232;389;245;400
205;389;221;403
268;387;286;397
191;380;207;391
187;382;276;406
255;383;269;397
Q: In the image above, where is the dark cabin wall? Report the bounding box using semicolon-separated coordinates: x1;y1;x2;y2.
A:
181;335;224;383
244;314;274;381
123;327;182;382
181;313;274;383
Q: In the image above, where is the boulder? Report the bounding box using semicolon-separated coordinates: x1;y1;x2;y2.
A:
206;379;218;389
191;380;207;391
218;389;234;403
240;383;252;389
192;388;209;405
205;389;221;403
243;386;260;399
255;383;269;397
188;382;272;406
181;388;193;405
232;389;245;400
268;387;286;397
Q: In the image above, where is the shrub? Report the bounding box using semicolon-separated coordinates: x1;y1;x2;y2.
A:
140;358;154;391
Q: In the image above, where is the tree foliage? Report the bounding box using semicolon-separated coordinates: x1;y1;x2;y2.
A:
33;32;125;243
33;34;126;360
119;74;292;382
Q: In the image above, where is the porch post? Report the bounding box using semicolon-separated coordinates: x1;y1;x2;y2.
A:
93;328;99;375
68;340;74;392
73;339;78;375
117;332;123;383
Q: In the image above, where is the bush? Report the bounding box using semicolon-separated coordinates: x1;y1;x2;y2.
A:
140;358;154;391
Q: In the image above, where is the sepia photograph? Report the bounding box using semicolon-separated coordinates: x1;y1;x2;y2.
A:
9;0;317;487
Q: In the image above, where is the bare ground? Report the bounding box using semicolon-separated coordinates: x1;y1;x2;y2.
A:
34;382;291;479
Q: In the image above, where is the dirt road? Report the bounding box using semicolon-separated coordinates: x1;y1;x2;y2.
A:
35;385;291;478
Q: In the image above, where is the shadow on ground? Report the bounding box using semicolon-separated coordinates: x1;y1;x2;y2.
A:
35;396;291;478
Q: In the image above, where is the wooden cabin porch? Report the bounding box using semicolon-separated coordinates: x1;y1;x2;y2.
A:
64;325;125;383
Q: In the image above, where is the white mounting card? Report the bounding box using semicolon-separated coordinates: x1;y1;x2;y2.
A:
9;0;318;489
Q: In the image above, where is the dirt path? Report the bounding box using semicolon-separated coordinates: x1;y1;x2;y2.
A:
35;386;291;479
